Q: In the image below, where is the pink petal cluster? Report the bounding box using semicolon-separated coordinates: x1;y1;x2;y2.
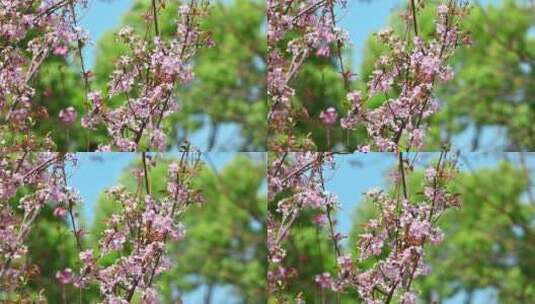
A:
267;0;349;148
59;107;77;125
0;0;85;149
338;5;471;151
268;152;461;303
82;5;212;151
268;0;471;151
61;154;204;302
268;152;340;297
0;153;78;291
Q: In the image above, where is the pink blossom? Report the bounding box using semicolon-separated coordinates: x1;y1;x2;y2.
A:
53;207;68;218
429;229;445;245
368;70;395;96
297;188;324;208
58;107;77;125
340;116;358;130
409;128;425;148
100;229;127;253
347;91;362;107
268;152;461;303
315;272;333;289
437;4;449;15
268;0;468;151
316;45;330;57
142;288;158;304
358;145;370;153
312;213;328;226
169;222;187;240
359;233;385;260
320;107;338;126
79;249;94;264
150;128;167;151
53;45;69;56
88;91;103;109
115;138;137;151
425;167;437;181
168;162;180;176
408;219;431;243
56;268;74;285
402;291;417;304
337;254;354;273
75;5;210;151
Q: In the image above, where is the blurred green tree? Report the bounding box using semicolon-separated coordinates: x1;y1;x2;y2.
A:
349;157;535;303
359;0;535;151
26;56;99;151
268;36;361;151
91;0;267;151
1;187;96;302
90;153;267;303
23;0;266;151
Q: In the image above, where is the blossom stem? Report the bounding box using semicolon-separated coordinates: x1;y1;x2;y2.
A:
398;152;408;199
142;152;151;195
410;0;419;37
151;0;159;36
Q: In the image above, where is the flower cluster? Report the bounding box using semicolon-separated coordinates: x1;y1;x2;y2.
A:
82;2;213;151
268;0;471;151
58;153;204;302
268;152;461;303
267;152;339;296
338;3;471;151
0;0;86;150
267;0;349;150
317;152;460;303
0;152;78;291
0;0;212;151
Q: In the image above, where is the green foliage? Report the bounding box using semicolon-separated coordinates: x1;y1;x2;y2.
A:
2;196;97;302
25;208;100;303
349;159;535;303
92;0;267;151
290;55;360;151
90;154;267;303
30;56;102;151
417;161;535;303
360;0;535;150
158;154;267;302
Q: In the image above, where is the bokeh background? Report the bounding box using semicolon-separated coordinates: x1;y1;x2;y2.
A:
272;152;535;303
28;0;535;151
281;0;535;151
34;0;266;151
20;152;266;303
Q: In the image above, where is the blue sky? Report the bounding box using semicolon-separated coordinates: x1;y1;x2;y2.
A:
67;152;135;222
338;0;402;70
78;0;133;68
